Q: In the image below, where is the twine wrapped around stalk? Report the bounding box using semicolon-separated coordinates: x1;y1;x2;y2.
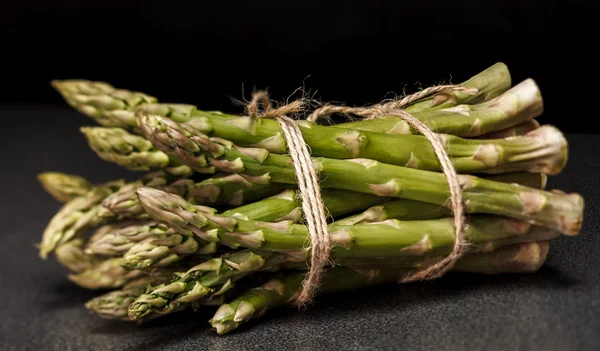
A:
245;85;478;307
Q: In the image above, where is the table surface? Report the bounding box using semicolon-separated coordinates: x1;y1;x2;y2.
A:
1;105;599;351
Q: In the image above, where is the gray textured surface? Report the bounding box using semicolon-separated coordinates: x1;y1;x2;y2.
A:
0;106;598;350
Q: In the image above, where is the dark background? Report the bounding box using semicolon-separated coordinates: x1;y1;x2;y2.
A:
1;0;597;133
1;2;600;350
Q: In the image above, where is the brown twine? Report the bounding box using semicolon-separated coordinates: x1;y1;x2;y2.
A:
245;84;477;306
309;84;476;283
307;85;478;122
246;91;305;119
246;91;332;306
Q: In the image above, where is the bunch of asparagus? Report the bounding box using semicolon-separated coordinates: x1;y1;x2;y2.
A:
37;62;584;334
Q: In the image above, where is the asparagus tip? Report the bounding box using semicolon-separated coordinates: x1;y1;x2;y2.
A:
80;126;170;171
37;171;93;202
136;186;211;232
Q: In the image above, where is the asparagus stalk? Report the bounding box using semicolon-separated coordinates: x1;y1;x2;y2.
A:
101;199;218;270
210;241;547;335
218;188;393;224
333;79;540;137
127;250;286;320
181;174;290;207
54;238;99;273
126;188;560;321
68;257;145;290
101;173;291;220
137;116;583;234
80;127;193;175
37;172;94;202
52;63;511;132
127;229;549;321
332;172;546;227
90;188;300;268
138;187;561;260
101;188;391;269
84;269;176;320
85;271;239;320
94;180;508;272
85;220;190;257
133;95;562;175
400;62;512;112
121;233;211;270
39;180;125;259
100;181;165;220
62;75;558;177
85;263;266;320
84;220;213;268
85;285;149;320
332;199;450;225
71;254;206;291
51;79;157;128
139;111;567;179
89;239;545;322
38;171;172;259
99;168;542;227
129;232;550;321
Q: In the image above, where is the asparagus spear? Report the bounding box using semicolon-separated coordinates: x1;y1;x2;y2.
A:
137;187;561;260
330;171;552;228
210;241;547;335
37;172;93;202
121;233;211;270
137;116;583;234
39;180;125;259
138;112;567;180
54;238;99;273
126;188;560;321
84;220;213;267
85;285;149;320
132;95;561;175
84;265;224;320
40;168;286;260
88;239;545;322
129;228;550;322
101;167;541;226
93;185;456;270
101;173;291;220
84;268;177;320
103;189;390;269
100;181;164;220
217;188;397;225
90;189;301;268
127;250;285;320
51;79;157;128
52;63;511;132
39;171;172;259
331;79;540;137
80;127;193;175
400;62;512;112
68;257;145;290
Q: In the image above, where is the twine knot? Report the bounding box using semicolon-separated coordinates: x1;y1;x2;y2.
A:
245;84;477;306
245;90;305;119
